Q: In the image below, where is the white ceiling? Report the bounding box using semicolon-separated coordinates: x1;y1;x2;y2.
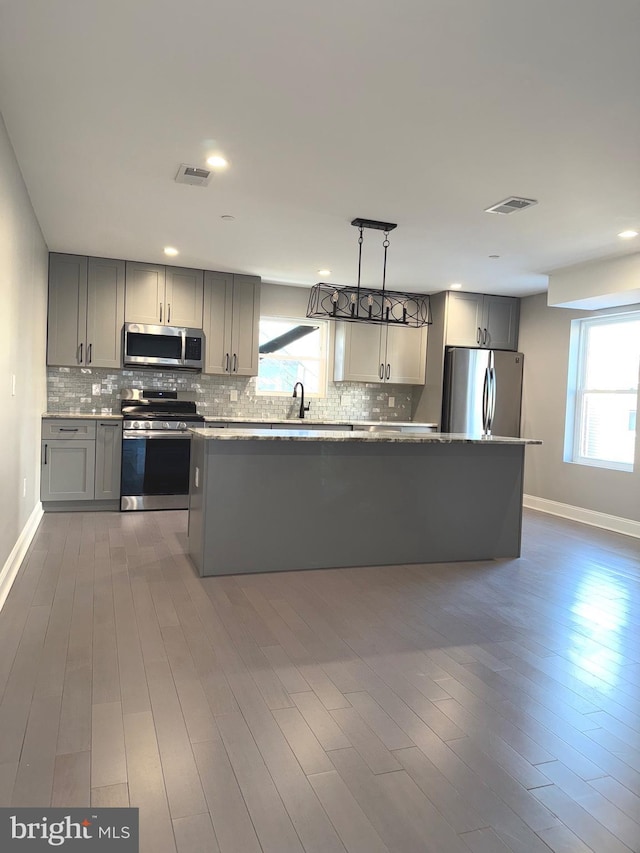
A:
0;0;639;296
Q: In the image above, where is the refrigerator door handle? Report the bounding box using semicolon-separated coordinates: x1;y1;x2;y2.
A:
488;366;497;432
482;368;489;433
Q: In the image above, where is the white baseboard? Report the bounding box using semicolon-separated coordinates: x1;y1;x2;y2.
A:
0;502;44;612
523;494;640;539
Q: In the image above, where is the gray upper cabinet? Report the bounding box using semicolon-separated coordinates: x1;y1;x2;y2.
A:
445;291;519;350
125;262;203;327
334;321;427;385
47;253;124;368
165;266;204;327
203;272;260;376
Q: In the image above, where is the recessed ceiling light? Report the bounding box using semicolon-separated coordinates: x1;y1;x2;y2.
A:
618;230;638;239
450;283;462;290
220;214;235;221
164;246;179;256
318;269;332;276
207;155;228;169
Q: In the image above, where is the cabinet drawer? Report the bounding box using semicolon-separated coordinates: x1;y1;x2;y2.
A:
42;419;97;440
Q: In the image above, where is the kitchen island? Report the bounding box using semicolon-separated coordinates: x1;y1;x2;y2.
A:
187;428;541;576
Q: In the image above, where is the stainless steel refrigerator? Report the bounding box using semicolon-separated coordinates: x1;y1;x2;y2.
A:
442;347;524;436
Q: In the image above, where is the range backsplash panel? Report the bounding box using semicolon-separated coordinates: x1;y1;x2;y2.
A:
47;368;414;421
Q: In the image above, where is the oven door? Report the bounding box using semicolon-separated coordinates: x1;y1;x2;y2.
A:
121;430;192;511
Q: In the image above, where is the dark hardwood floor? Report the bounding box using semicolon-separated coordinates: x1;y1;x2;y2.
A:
0;508;639;852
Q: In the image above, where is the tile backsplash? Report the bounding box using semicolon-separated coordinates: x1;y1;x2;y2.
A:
47;367;414;421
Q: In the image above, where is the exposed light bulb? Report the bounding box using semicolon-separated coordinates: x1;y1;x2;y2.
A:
164;247;179;256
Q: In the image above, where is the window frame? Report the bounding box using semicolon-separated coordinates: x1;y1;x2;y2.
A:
255;315;329;398
567;311;640;472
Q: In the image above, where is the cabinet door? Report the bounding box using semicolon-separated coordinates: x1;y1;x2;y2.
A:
445;292;485;347
47;254;87;366
86;257;125;368
165;266;204;328
482;295;519;351
125;262;166;324
203;272;234;374
41;439;96;501
384;325;427;384
334;322;384;382
95;421;122;500
230;275;260;376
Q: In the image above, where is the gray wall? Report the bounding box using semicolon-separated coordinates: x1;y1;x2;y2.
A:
520;292;640;521
0;112;48;566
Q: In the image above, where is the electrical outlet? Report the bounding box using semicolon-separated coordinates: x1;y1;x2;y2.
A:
388;396;395;408
230;389;238;402
23;477;27;498
195;467;200;488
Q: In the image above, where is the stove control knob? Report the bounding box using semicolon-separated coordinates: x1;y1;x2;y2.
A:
178;421;186;430
164;421;170;430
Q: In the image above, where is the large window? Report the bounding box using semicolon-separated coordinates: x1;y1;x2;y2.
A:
256;317;328;396
566;312;640;471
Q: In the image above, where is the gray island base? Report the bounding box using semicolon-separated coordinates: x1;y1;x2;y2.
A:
188;429;541;576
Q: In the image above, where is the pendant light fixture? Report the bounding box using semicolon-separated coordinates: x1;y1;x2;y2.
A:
306;218;431;328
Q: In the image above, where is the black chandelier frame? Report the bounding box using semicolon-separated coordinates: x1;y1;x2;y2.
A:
306;218;432;328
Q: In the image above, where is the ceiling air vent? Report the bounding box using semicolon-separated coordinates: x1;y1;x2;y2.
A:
175;164;212;187
484;196;538;215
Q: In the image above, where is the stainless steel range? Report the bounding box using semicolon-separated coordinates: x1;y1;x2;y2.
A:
120;389;204;511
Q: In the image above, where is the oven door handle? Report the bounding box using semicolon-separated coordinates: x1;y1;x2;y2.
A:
123;430;192;439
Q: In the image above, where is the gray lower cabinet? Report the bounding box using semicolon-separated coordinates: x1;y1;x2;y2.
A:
41;419;122;504
41;439;96;501
95;421;122;499
47;254;125;368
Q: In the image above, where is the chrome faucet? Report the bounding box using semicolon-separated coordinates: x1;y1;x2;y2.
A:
292;382;310;419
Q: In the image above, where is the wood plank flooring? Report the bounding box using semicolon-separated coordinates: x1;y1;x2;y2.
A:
1;508;639;852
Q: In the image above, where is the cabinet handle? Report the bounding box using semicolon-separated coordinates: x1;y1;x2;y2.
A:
483;328;488;346
386;363;391;381
379;363;384;380
476;328;481;345
225;353;230;372
78;342;83;364
43;444;48;465
232;353;237;373
159;303;163;323
167;303;171;323
88;343;92;364
59;427;79;432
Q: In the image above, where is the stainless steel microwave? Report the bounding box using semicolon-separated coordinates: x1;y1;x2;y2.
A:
123;323;204;370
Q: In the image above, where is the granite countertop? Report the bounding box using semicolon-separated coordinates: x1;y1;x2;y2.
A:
191;427;542;445
43;412;437;427
43;412;122;419
203;417;438;427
